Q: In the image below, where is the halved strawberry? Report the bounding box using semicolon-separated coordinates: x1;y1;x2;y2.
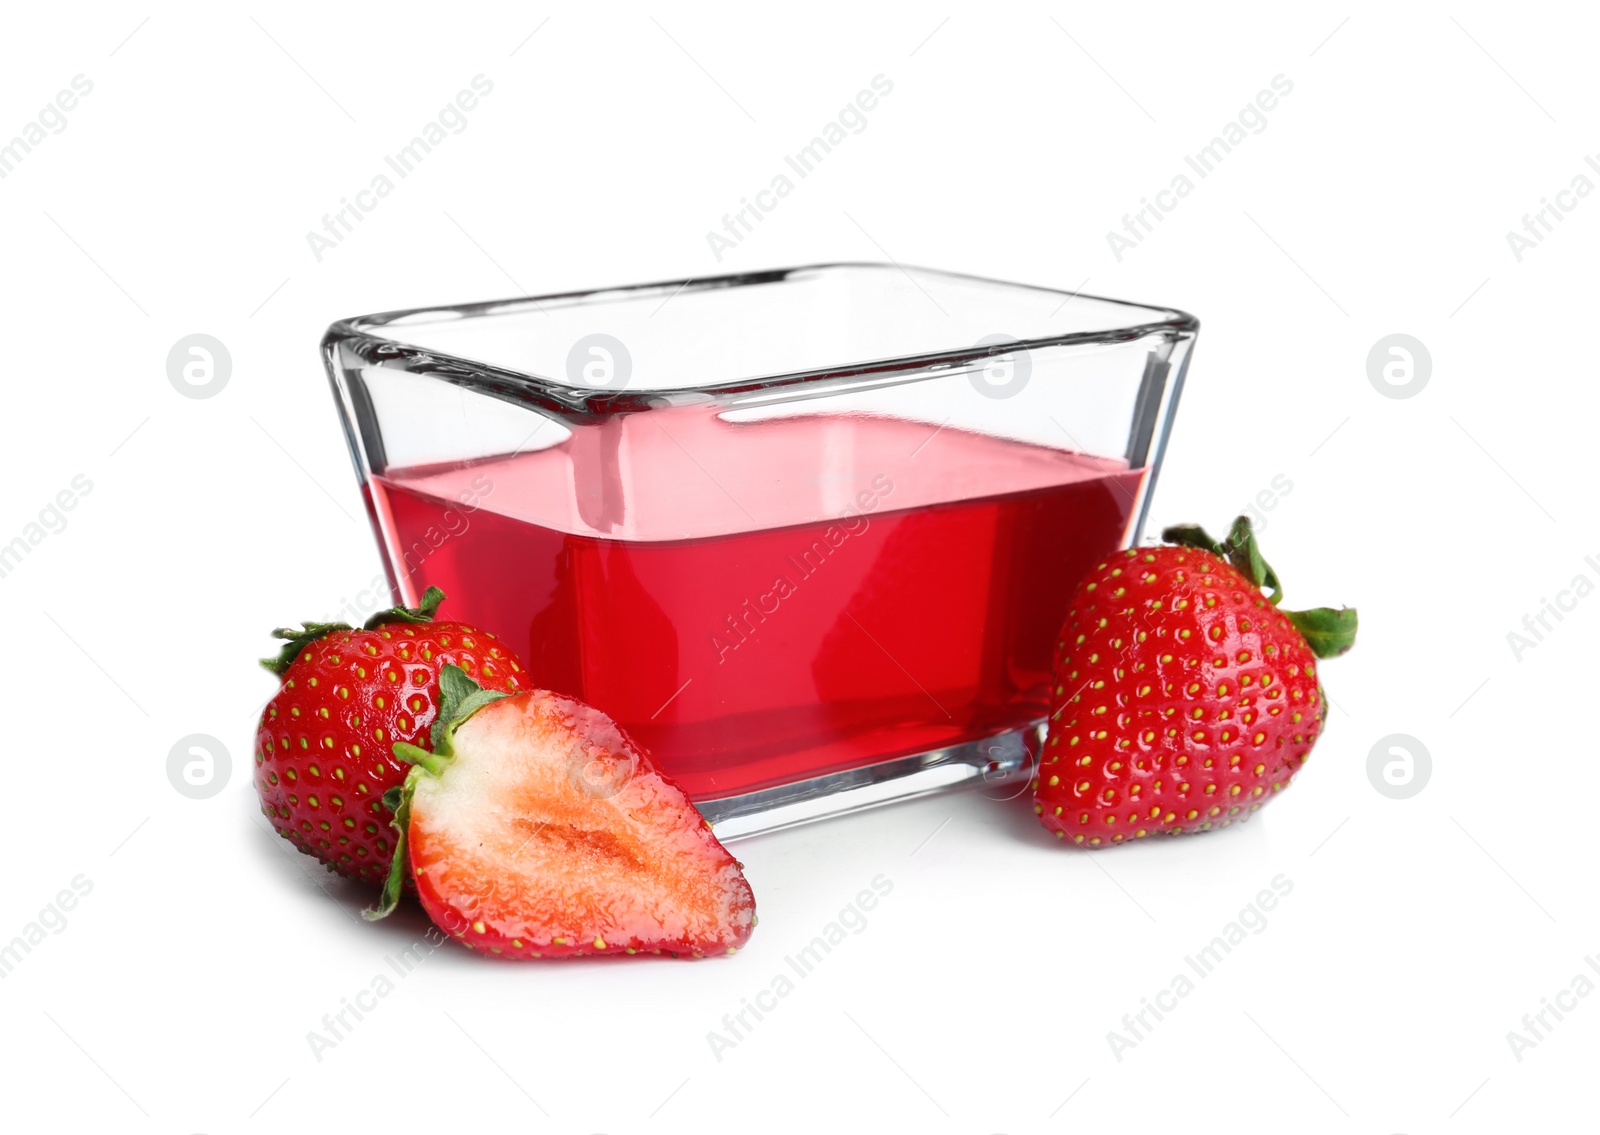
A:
365;666;756;958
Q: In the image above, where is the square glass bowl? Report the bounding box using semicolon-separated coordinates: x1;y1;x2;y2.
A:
323;263;1197;837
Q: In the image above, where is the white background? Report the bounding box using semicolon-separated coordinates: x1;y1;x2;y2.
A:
2;2;1595;1132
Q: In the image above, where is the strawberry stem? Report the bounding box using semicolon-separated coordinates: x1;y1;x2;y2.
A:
393;741;447;776
1161;516;1358;659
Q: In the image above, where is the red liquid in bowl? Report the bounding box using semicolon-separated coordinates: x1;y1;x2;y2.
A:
366;412;1144;801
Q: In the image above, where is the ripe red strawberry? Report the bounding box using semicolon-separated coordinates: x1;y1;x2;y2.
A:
1035;517;1356;847
365;665;756;959
254;588;528;884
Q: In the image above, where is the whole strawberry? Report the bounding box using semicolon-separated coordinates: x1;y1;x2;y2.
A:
254;588;528;884
1035;517;1356;846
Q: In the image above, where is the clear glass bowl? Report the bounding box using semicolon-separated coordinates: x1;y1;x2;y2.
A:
323;263;1197;837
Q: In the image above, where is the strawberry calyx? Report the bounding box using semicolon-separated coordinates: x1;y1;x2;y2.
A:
258;586;449;676
364;663;510;921
1160;516;1358;659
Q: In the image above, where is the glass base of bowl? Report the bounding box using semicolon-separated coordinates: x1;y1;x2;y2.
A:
702;720;1044;839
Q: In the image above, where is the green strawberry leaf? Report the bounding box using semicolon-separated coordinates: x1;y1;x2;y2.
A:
1221;516;1283;607
1285;606;1359;658
1165;516;1356;658
1160;522;1224;557
1165;516;1282;605
362;585;446;630
259;621;353;676
430;663;511;756
260;588;449;676
364;770;418;922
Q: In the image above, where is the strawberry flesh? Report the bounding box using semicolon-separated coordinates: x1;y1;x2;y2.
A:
406;689;755;958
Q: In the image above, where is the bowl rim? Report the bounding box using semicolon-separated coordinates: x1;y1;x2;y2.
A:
322;261;1199;417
